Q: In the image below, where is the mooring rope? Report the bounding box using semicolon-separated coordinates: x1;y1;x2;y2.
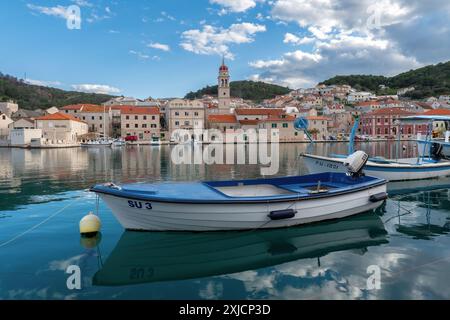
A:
0;198;79;249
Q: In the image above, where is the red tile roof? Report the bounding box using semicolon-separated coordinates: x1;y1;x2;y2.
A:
422;109;450;116
239;119;259;125
235;108;284;116
355;101;380;107
208;114;237;123
80;105;110;113
120;106;160;115
60;104;99;110
35;112;86;123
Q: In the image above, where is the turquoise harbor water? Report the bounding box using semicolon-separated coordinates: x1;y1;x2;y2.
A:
1;142;450;299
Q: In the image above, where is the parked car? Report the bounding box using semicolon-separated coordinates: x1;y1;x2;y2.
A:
125;135;138;142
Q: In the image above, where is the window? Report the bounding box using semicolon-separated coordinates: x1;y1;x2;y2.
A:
135;116;138;120
385;128;388;134
377;118;380;123
272;123;277;128
152;116;155;120
142;124;147;128
194;112;199;116
175;121;179;126
100;116;102;120
91;116;95;120
82;116;86;120
184;121;190;126
100;124;103;128
175;112;179;116
143;116;147;120
126;116;130;120
151;124;157;128
135;124;138;128
283;123;288;128
185;112;189;116
126;124;130;128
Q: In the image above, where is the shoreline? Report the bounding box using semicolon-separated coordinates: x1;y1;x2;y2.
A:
0;139;417;149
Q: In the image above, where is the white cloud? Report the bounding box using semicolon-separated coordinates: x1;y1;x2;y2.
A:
147;42;171;52
210;0;257;13
180;22;266;59
129;50;150;60
248;0;450;88
72;0;92;7
249;32;420;88
71;84;121;94
161;11;176;21
270;0;413;32
283;33;315;45
24;79;62;87
27;4;72;20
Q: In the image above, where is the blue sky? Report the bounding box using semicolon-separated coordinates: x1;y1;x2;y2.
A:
1;0;449;98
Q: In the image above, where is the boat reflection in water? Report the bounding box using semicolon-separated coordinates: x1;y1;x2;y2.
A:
387;176;450;196
93;212;388;286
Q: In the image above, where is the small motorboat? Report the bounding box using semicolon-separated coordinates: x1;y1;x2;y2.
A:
303;154;450;181
303;115;450;181
81;139;113;147
112;138;126;147
90;151;387;231
93;212;387;286
150;136;162;146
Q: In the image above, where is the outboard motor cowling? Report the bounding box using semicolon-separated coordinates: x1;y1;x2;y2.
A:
343;151;369;178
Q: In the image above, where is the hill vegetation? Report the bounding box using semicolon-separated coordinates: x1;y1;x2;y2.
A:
185;80;291;101
321;61;450;99
0;73;115;110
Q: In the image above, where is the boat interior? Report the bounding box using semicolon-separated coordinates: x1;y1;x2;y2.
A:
205;173;368;198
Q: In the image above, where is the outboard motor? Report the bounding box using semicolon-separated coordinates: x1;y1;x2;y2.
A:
343;151;369;178
430;142;443;161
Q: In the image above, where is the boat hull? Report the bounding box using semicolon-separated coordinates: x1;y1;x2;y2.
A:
98;184;386;231
303;154;450;181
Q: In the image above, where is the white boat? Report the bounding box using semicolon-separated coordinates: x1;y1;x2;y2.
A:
93;213;387;285
303;115;450;181
112;139;126;147
81;139;113;147
150;136;162;146
90;152;387;232
303;154;450;181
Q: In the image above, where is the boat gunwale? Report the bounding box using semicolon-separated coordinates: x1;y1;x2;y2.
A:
90;176;386;205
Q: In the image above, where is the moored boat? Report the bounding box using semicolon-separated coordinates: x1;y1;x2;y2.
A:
150;136;162;146
81;139;113;147
303;115;450;181
90;152;387;231
303;154;450;181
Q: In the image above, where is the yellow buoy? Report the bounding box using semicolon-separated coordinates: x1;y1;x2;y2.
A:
79;212;101;237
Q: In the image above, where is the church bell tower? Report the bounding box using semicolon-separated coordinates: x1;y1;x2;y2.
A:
218;57;231;111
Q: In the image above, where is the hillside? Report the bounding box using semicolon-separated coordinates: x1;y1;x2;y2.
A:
185;80;291;101
321;61;450;99
0;73;115;110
